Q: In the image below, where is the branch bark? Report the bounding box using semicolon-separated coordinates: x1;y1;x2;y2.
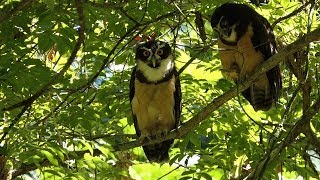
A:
11;21;320;180
113;26;320;151
246;95;320;179
1;0;85;112
0;0;85;141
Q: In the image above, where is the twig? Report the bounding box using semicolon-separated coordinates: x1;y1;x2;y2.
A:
246;96;320;179
1;0;86;112
0;105;29;143
11;15;320;180
272;1;311;28
119;8;139;24
113;27;320;152
0;0;34;24
177;47;209;75
0;0;85;141
157;164;182;180
303;123;320;155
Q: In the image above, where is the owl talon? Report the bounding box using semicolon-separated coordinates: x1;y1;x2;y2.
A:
139;133;152;142
221;69;239;81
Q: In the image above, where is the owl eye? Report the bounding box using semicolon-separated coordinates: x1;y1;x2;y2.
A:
143;50;150;57
157;49;164;56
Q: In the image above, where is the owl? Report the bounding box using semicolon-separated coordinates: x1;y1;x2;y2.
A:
211;3;282;110
129;40;181;162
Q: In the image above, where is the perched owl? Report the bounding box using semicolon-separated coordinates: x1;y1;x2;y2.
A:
211;3;282;111
129;40;181;162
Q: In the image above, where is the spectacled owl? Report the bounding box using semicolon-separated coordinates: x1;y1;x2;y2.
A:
129;40;181;162
211;3;282;111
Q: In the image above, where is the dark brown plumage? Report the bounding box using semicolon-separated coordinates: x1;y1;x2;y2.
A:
129;40;181;162
211;3;282;111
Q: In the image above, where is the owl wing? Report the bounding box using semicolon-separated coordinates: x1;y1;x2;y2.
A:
250;15;282;106
129;67;141;137
173;69;182;128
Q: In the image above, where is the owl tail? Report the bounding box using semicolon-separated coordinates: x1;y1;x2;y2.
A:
241;67;281;111
142;139;173;163
241;84;273;111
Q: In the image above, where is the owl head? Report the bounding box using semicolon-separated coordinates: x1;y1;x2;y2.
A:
135;40;174;82
135;40;172;68
211;3;253;44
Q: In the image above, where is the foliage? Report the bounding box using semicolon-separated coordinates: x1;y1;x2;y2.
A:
0;0;320;179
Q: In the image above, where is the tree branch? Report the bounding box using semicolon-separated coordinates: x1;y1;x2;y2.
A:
246;96;320;179
0;0;35;25
272;1;311;28
177;46;209;75
11;20;320;180
0;0;85;142
113;26;320;151
303;123;320;155
1;0;85;112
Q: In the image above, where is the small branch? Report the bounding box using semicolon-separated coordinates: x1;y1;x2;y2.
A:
0;105;29;142
1;0;85;112
0;0;86;141
281;84;301;122
0;0;35;24
272;1;311;28
76;10;181;91
114;27;320;152
246;96;320;179
119;8;139;24
177;47;209;75
303;123;320;154
11;13;320;180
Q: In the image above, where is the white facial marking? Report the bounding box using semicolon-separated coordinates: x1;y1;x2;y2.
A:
217;17;239;43
223;27;237;42
137;54;174;82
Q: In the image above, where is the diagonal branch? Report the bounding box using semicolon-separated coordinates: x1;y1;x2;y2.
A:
0;0;85;141
11;23;320;180
113;26;320;151
1;0;85;112
272;1;311;28
246;95;320;179
303;123;320;154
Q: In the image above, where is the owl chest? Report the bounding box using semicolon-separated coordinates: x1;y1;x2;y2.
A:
218;33;264;80
131;78;176;128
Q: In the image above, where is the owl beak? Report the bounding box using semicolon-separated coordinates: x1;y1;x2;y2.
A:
220;28;231;37
151;57;157;68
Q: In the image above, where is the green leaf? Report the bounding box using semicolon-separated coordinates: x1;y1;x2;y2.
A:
43;169;62;177
43;0;56;10
199;173;212;180
38;33;54;52
41;150;59;166
181;170;196;176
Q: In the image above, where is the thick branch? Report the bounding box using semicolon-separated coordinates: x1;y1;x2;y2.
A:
11;21;320;180
246;95;320;179
113;27;320;151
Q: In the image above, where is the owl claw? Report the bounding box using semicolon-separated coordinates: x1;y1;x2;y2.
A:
221;69;239;81
154;129;169;139
139;133;152;143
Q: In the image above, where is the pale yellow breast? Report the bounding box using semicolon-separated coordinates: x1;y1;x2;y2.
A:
218;24;270;90
132;77;176;135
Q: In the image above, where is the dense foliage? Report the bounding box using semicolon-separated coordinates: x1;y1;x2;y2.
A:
0;0;320;179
